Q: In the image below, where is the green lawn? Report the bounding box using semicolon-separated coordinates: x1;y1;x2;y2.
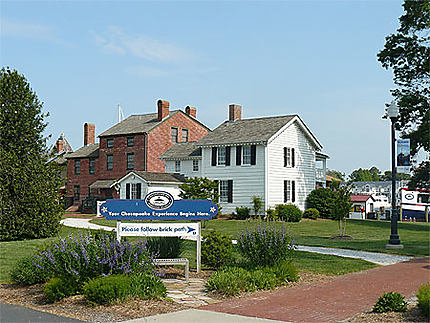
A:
91;218;430;256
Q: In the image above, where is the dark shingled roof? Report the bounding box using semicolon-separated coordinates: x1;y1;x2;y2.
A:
197;115;296;146
66;144;99;159
90;179;116;189
132;171;186;183
160;142;202;160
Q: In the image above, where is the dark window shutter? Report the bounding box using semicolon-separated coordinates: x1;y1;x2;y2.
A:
136;183;141;199
226;147;231;166
236;146;242;166
292;148;295;168
284;181;287;203
211;147;217;166
284;147;287;167
292;181;296;202
126;183;130;199
251;145;257;165
228;180;233;203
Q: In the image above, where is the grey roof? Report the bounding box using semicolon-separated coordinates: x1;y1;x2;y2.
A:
132;171;186;183
98;110;210;137
90;179;116;189
66;144;99;159
160;142;202;160
197;115;296;146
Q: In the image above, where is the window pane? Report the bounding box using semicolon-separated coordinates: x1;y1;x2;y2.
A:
127;153;134;169
220;180;229;202
193;160;199;171
74;185;80;201
171;128;178;143
242;146;251;165
284;180;291;202
127;137;134;147
175;161;181;172
182;129;189;142
74;160;80;175
131;183;139;199
107;154;113;170
218;147;226;165
107;138;114;148
89;159;95;174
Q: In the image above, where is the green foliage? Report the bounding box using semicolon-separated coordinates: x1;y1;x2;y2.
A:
83;274;132;305
303;208;320;220
146;237;184;259
237;224;295;267
179;177;220;211
251;196;263;217
268;260;298;284
349;167;381;182
382;170;411;181
378;1;429;156
234;206;251;220
44;276;79;303
10;255;52;286
417;283;430;318
202;231;233;269
83;273;166;305
326;170;345;181
331;185;353;237
408;161;430;189
265;208;278;221
306;188;337;219
372;292;408;313
275;204;303;222
206;267;251;296
0;68;63;241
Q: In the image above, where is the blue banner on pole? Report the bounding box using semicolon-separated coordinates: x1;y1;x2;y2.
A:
397;139;411;167
100;191;218;221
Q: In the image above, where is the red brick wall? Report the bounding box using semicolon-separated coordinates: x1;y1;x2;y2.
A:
147;112;208;172
66;158;99;205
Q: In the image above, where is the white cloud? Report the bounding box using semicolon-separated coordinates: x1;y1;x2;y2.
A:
90;26;190;62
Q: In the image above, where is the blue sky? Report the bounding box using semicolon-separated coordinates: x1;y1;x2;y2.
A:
1;1;406;175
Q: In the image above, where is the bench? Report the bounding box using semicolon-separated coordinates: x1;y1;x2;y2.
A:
153;258;189;282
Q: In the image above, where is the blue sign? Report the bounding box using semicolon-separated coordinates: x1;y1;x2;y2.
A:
100;191;218;221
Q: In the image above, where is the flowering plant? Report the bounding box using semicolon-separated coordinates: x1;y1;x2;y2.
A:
237;224;295;266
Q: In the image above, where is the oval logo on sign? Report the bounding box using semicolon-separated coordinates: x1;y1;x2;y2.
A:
145;191;174;210
404;193;414;200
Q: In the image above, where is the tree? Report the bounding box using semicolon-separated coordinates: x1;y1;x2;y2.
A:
326;169;345;181
251;196;263;218
408;161;430;189
382;170;411;182
330;185;353;238
348;167;381;182
305;188;337;219
378;1;429;175
179;177;220;208
0;68;63;241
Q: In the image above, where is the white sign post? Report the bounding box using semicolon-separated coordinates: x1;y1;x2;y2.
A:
116;221;202;273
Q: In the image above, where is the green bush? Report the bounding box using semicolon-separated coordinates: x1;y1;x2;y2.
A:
129;272;166;299
44;277;79;303
234;206;251;220
305;188;337;219
10;255;52;286
202;231;233;269
271;261;299;283
275;204;303;222
248;268;278;290
146;237;184;258
417;283;430;318
303;208;320;220
265;208;278;221
372;292;408;313
206;267;252;296
83;274;132;305
237;224;295;267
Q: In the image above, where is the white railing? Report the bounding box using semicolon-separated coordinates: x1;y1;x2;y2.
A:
316;168;325;182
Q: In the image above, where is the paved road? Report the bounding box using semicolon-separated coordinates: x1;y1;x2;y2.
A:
0;303;85;323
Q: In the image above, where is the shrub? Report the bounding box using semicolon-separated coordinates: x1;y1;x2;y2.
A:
303;208;319;220
275;204;303;222
83;274;132;305
33;233;154;287
271;261;299;283
417;283;430;318
265;208;278;221
251;196;263;218
129;272;166;299
237;224;295;267
305;188;337;219
372;292;408;313
206;267;251;296
248;268;278;290
202;231;233;269
44;276;79;303
146;237;184;258
10;255;52;286
234;206;251;220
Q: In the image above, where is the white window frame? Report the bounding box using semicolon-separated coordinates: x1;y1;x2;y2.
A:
182;129;189;142
284;180;291;202
242;146;251;165
193;160;199;172
175;160;181;172
131;183;140;199
285;147;292;167
219;180;229;202
218;147;226;166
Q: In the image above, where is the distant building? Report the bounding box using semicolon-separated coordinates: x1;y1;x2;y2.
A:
350;180;409;206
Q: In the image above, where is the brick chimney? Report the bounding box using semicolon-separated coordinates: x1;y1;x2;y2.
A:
185;106;197;118
56;138;64;153
229;104;242;121
84;123;95;146
157;99;170;121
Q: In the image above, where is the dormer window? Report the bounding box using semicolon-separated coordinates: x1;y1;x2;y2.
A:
171;128;178;143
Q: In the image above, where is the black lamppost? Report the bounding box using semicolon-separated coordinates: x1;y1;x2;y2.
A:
385;101;403;249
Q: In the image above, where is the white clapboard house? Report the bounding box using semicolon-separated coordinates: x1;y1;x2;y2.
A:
161;104;328;214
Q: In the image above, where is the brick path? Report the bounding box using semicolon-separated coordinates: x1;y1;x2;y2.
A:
203;257;430;323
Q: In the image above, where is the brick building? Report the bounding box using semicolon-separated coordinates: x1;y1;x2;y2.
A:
66;99;210;208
